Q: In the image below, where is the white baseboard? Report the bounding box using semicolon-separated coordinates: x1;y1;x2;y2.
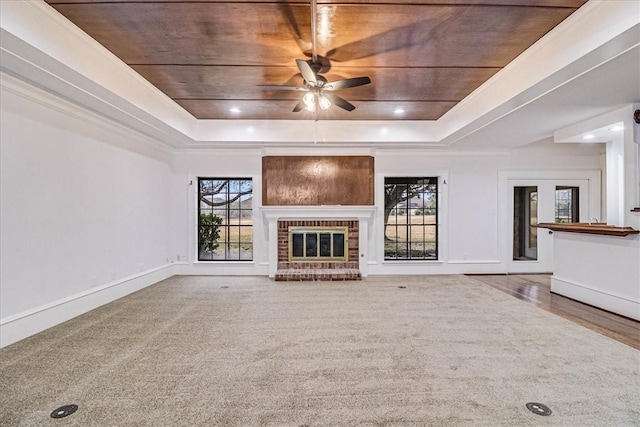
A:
174;261;269;276
551;276;640;321
447;259;501;264
0;264;175;348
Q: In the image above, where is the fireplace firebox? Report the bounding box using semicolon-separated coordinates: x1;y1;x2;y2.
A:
274;219;361;280
261;208;376;280
289;227;348;262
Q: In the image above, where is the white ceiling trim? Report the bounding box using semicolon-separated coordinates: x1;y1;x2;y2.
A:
439;1;640;146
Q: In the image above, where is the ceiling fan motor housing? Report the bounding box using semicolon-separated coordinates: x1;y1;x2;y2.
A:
307;74;328;87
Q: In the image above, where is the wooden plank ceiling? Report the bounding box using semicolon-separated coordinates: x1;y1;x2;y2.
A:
45;0;588;120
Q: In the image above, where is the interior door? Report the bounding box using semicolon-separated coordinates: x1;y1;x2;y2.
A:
508;179;589;273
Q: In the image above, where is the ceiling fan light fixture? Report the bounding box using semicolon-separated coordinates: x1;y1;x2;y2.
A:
303;92;316;111
319;95;331;110
302;92;332;112
257;1;371;117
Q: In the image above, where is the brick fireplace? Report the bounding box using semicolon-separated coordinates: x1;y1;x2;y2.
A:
261;206;376;281
276;220;360;281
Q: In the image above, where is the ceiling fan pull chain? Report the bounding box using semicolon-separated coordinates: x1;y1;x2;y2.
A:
310;0;318;64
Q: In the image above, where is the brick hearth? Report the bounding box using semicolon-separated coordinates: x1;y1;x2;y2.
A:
275;220;361;281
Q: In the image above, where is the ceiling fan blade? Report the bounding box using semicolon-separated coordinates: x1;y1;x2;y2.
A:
324;76;371;91
296;59;317;85
323;92;356;111
292;101;305;112
257;85;305;91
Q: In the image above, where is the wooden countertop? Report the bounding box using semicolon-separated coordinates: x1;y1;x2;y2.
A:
536;223;639;237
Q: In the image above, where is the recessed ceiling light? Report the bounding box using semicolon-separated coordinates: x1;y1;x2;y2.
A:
609;125;624;131
394;107;405;115
229;107;241;114
583;134;595;140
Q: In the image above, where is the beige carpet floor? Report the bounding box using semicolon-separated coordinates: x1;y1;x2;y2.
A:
1;275;639;426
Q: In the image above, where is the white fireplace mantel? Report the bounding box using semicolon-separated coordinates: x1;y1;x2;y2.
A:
260;206;377;278
261;205;377;220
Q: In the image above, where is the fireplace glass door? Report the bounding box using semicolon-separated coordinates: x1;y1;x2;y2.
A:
289;227;348;262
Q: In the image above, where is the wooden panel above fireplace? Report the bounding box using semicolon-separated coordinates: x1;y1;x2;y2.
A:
262;156;374;206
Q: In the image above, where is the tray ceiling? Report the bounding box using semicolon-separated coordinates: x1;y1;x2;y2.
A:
45;0;588;121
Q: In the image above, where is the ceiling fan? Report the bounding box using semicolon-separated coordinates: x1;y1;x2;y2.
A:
258;0;371;118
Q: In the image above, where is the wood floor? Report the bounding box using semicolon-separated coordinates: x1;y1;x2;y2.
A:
466;274;640;350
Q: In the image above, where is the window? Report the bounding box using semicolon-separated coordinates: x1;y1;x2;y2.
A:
555;186;579;223
384;177;438;260
198;178;253;261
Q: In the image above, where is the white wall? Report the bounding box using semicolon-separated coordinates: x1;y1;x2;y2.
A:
0;73;606;348
171;149;267;276
373;141;602;274
0;76;175;347
172;140;603;276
